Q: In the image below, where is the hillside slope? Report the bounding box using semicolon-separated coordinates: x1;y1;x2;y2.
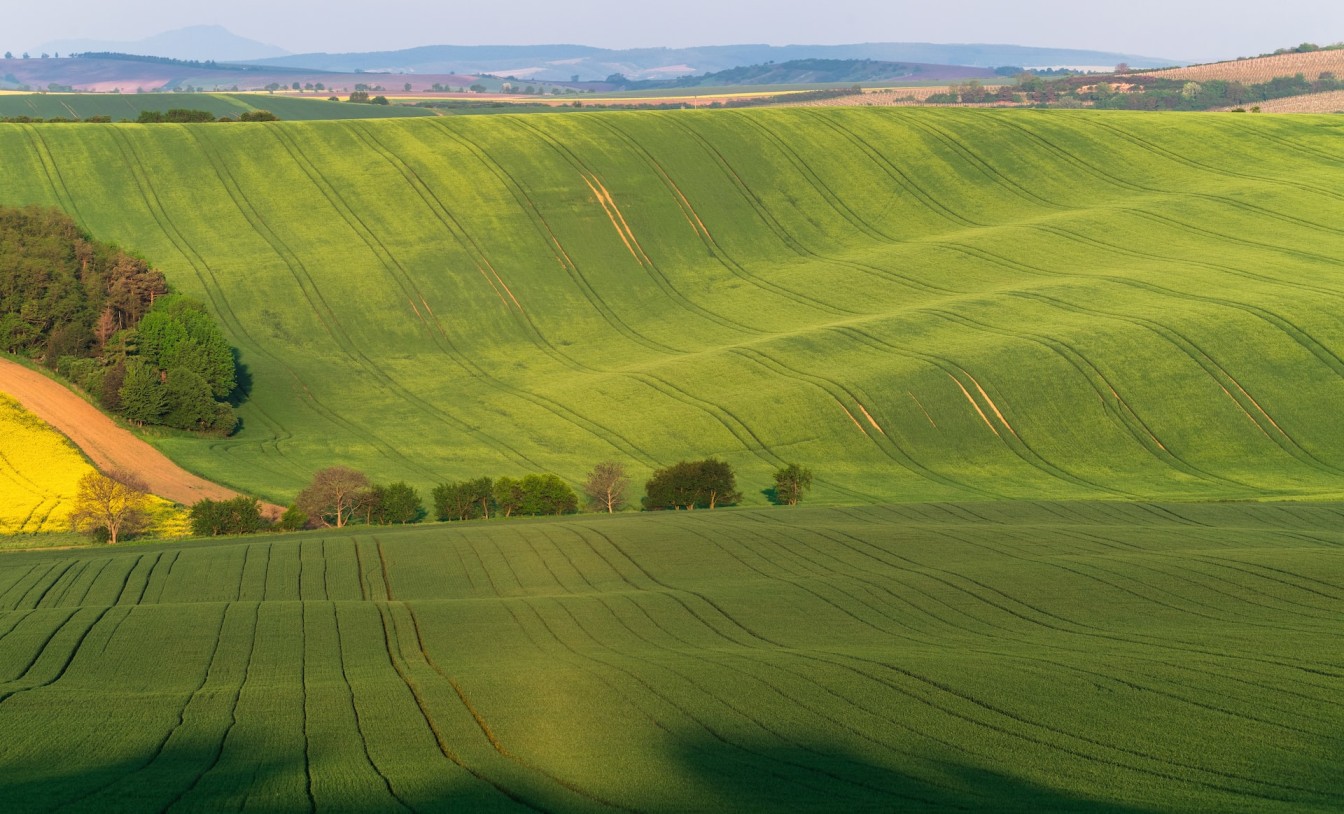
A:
2;109;1343;503
1;504;1342;811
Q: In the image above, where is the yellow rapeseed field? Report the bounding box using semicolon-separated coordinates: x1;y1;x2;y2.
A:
0;393;187;537
0;393;95;533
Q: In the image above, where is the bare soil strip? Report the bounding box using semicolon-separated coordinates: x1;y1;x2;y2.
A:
0;358;282;515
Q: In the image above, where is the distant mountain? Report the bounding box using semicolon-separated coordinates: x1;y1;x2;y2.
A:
247;42;1179;82
619;59;1002;89
41;25;288;62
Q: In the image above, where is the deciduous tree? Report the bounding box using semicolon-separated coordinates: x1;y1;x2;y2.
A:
772;463;814;506
518;474;578;516
583;461;628;512
70;469;151;544
296;466;370;528
642;459;740;511
368;482;424;524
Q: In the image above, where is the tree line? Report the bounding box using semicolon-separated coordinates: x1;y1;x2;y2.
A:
0;110;281;124
69;458;815;542
167;459;813;540
1;205;244;434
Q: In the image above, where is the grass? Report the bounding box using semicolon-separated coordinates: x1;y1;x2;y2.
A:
0;502;1341;811
1;108;1343;506
0;92;434;121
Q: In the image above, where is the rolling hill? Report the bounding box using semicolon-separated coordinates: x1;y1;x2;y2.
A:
2;108;1344;506
2;502;1342;811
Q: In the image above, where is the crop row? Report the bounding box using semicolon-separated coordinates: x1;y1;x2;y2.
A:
0;504;1342;810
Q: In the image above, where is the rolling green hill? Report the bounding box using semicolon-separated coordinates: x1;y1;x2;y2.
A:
1;503;1341;811
0;93;432;121
2;108;1343;503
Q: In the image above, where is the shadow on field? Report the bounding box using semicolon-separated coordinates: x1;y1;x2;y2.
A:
0;729;1182;813
228;347;252;408
664;734;1158;813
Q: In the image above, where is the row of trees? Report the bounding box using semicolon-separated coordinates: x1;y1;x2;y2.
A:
71;459;815;543
135;109;279;123
432;474;579;521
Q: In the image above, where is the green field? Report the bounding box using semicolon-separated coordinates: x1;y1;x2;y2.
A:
0;93;433;121
1;503;1341;812
5;108;1344;505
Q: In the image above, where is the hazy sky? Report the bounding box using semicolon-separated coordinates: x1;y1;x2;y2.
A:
9;0;1343;62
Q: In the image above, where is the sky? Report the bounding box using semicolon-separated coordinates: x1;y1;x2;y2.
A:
7;0;1344;63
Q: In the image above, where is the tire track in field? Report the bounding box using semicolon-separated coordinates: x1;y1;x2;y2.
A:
796;111;979;229
597;114;955;301
372;600;548;812
831;325;1131;496
917;306;1252;488
870;203;1344;475
503;117;805;329
725;345;995;497
774;507;1338;683
711;519;1342;743
534;527;999;791
0;608;36;656
521;592;888;807
752;524;1344;797
453;534;812;807
0;605;113;707
0;607;79;683
376;539;594;807
400;601;637;812
824;647;1327;805
19;126;85;222
991;115;1344;249
541;593;951;807
1081;116;1344;209
0;565;36;609
67;600;261;812
101;128;306;471
387;123;846;475
901;115;1067;212
297;123;664;469
678;513;1337;800
181;128;530;476
418;121;686;355
649;116;890;318
937;523;1342;651
323;601;414;811
810;512;1344;681
176;129;454;475
1007;290;1344;478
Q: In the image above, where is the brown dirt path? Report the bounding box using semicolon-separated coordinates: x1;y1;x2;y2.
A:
0;357;283;517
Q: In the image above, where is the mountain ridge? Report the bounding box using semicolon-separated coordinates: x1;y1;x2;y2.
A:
40;24;289;62
246;41;1178;80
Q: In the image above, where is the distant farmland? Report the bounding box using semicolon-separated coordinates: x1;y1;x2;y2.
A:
1141;49;1344;84
1;503;1341;811
2;109;1344;506
0;92;433;121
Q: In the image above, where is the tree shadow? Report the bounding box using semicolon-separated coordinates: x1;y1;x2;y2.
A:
227;346;252;408
661;733;1159;812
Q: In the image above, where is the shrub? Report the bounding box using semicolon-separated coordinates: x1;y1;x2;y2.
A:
189;496;265;536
